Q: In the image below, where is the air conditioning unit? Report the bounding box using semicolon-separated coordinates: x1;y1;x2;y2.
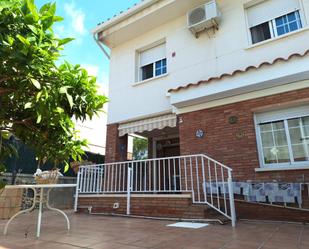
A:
187;0;221;37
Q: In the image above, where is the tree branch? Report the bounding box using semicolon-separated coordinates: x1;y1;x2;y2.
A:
0;77;11;83
0;88;15;96
0;118;33;125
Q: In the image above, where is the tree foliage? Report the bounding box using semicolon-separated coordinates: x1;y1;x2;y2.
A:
133;137;148;160
0;0;108;175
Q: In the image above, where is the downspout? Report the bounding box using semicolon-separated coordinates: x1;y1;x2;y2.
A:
93;34;110;60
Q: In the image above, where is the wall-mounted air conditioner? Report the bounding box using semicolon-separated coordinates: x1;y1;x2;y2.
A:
187;0;221;38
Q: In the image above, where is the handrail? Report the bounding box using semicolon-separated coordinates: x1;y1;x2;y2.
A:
76;154;236;227
79;154;233;171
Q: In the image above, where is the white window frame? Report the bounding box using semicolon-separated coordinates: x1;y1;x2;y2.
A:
255;106;309;169
137;41;167;83
139;58;167;82
245;0;307;46
250;10;304;44
272;10;303;36
154;58;167;77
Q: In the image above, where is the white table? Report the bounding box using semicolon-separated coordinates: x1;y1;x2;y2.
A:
3;184;77;238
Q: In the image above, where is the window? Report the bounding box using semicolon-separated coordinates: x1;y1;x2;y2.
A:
141;58;167;81
256;106;309;168
155;58;167;76
275;11;302;36
141;63;153;81
246;0;304;44
139;43;167;81
250;22;271;44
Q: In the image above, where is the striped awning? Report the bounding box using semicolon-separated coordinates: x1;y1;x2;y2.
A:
118;114;177;137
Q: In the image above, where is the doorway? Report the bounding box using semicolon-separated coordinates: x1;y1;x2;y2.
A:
155;137;180;191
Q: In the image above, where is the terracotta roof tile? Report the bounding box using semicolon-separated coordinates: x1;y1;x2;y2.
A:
168;49;309;93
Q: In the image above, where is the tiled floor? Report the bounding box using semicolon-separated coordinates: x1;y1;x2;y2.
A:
0;211;308;249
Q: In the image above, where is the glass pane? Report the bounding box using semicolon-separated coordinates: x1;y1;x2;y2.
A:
289;127;302;144
260;123;272;132
288;118;299;128
275;11;302;37
261;132;274;147
276;17;284;26
141;63;153;80
292;144;307;162
303;117;309;126
304;126;309;137
301;116;309;137
274;130;287;146
250;22;271;44
272;121;284;130
162;66;167;74
155;69;161;76
277;26;286;36
287;12;296;22
289;21;298;31
277;146;290;163
288;116;309;162
155;60;161;69
263;148;277;164
162;58;166;66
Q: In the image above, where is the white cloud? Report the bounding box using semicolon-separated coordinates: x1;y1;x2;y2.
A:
64;2;86;36
53;2;87;44
82;64;99;77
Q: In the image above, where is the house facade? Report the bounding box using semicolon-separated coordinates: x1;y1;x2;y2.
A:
77;0;309;223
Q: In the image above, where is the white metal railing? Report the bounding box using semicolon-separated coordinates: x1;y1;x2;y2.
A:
75;154;236;226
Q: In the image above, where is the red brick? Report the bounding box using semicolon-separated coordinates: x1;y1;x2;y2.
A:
179;87;309;182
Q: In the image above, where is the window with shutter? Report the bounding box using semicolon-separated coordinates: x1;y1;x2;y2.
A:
138;43;167;81
246;0;304;44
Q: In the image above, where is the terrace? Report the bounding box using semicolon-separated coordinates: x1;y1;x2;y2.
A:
0;211;308;249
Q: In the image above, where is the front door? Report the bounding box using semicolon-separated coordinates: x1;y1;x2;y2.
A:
156;138;180;158
155;138;180;191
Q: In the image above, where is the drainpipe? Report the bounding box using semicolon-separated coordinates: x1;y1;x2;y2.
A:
93;34;110;60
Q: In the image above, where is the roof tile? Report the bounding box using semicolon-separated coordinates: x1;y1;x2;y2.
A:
168;49;309;93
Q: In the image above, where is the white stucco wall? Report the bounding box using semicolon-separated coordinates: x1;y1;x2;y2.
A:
75;114;107;155
75;84;108;155
107;0;309;124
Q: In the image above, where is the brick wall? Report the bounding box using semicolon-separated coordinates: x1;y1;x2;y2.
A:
105;124;128;163
179;87;309;182
235;200;309;223
78;195;207;219
78;195;309;222
148;137;153;159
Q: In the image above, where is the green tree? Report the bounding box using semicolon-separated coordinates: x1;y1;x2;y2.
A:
0;0;108;183
133;137;148;160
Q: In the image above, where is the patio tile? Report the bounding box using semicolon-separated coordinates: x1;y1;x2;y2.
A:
0;211;309;249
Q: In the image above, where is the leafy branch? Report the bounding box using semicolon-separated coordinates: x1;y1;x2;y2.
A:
0;0;108;178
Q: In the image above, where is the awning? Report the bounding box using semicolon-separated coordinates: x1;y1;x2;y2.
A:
118;114;177;137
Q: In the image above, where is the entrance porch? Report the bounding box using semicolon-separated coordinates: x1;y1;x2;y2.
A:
75;154;236;226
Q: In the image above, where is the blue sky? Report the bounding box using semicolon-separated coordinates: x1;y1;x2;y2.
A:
35;0;139;92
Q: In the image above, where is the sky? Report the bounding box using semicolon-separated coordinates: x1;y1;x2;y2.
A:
34;0;140;154
35;0;139;93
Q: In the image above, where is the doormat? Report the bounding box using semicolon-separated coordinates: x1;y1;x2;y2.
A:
167;222;209;229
